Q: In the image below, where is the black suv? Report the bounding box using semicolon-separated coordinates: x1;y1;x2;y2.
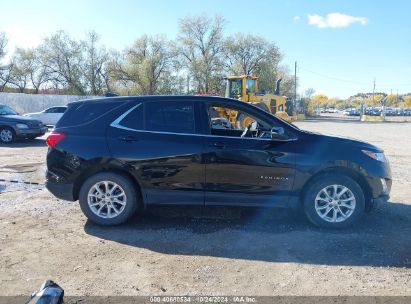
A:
0;104;47;143
46;96;392;228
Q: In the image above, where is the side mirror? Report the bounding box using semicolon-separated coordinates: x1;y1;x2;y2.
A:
271;127;286;140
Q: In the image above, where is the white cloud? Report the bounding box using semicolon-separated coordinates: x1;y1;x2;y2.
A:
293;16;301;22
307;12;368;28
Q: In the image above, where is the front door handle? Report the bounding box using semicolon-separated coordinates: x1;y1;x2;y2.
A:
210;142;226;148
118;135;138;142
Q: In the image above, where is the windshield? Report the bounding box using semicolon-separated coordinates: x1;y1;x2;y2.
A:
246;78;256;93
0;105;18;115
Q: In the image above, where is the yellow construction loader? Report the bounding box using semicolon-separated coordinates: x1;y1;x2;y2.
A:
223;75;292;124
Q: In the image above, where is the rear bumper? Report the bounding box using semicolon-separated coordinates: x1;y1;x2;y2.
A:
46;179;75;201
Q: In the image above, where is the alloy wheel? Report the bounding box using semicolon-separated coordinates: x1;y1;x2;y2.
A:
314;184;356;223
87;181;127;219
0;129;13;143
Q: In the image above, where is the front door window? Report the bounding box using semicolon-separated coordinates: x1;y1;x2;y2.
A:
208;104;273;139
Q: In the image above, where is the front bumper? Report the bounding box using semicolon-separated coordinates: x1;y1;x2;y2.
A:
372;194;389;205
365;176;391;211
15;126;48;138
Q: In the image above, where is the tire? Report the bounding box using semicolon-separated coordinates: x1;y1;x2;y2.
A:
78;172;139;226
0;127;15;144
303;174;365;228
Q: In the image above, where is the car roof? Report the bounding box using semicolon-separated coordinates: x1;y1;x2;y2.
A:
69;95;242;106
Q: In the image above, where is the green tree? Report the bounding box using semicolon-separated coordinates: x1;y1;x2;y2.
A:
386;94;400;107
114;35;176;95
403;96;411;108
40;31;86;94
307;94;328;114
9;48;33;93
224;33;280;76
365;94;385;106
178;15;225;94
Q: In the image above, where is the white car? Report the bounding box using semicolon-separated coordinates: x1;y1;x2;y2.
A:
24;106;67;126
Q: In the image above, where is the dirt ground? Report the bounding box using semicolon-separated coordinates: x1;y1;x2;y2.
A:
0;119;410;297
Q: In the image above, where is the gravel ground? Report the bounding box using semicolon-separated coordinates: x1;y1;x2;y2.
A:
0;119;410;297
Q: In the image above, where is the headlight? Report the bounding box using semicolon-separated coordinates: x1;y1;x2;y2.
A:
16;123;29;129
362;150;386;162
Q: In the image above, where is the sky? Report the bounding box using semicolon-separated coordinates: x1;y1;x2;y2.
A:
1;0;411;98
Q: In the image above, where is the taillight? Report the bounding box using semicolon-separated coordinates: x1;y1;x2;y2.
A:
46;131;65;148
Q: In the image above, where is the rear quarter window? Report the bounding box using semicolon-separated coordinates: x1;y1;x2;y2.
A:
56;101;124;128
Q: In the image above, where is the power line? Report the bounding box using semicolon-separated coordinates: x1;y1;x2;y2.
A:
299;67;411;87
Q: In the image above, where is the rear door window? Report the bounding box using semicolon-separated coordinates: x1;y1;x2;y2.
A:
145;101;195;134
117;103;144;130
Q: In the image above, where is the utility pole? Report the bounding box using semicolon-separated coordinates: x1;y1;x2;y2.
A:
294;61;297;114
372;78;376;105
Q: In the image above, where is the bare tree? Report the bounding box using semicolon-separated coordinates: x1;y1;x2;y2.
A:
82;31;111;95
305;88;315;99
0;32;13;92
29;47;51;93
0;32;7;59
178;15;225;94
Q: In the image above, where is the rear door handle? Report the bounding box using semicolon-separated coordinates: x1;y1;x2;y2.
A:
210;142;226;148
118;135;138;142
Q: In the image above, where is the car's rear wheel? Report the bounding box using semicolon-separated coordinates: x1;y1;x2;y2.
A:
303;174;365;228
0;127;15;144
79;172;139;226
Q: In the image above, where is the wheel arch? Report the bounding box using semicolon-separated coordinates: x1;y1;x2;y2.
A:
300;166;373;211
0;125;16;132
72;164;144;206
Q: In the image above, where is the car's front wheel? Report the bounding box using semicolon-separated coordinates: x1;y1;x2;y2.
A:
0;127;15;144
79;172;139;226
303;174;365;228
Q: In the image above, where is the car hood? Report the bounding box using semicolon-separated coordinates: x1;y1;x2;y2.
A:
0;114;42;124
303;130;383;152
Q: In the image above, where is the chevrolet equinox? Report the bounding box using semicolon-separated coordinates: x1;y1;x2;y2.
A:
46;96;392;228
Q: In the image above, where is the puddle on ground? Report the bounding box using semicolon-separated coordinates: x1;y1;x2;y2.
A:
0;163;46;194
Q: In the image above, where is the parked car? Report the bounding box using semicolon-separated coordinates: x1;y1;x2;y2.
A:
46;96;392;228
0;104;47;143
24;106;67;126
347;109;361;116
